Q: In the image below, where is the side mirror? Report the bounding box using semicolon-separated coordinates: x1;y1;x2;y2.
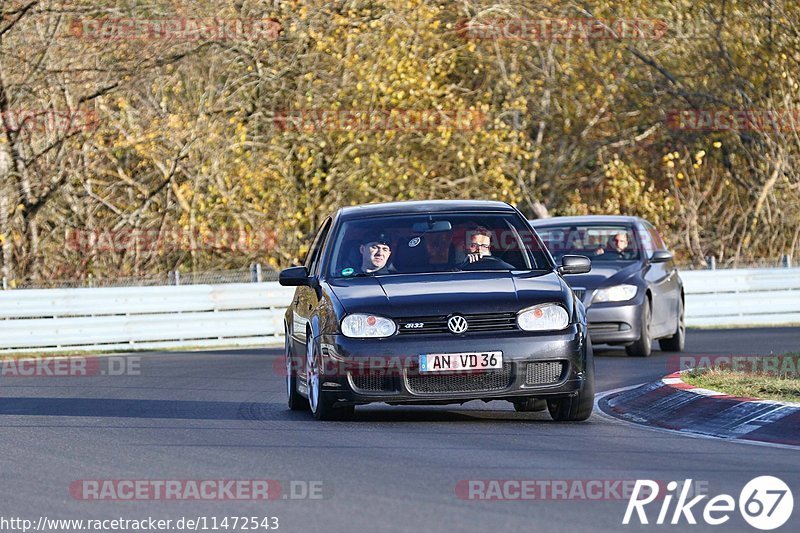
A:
279;266;312;287
650;250;673;263
559;255;591;275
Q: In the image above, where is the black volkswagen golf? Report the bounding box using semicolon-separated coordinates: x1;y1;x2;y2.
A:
279;200;594;421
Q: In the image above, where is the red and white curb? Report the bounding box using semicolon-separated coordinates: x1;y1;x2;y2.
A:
597;371;800;448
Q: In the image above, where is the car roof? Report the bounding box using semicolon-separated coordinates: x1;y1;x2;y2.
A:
528;215;644;226
337;200;516;220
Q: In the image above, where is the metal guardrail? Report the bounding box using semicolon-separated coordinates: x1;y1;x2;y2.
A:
2;264;279;290
0;283;295;352
0;267;797;353
681;267;800;327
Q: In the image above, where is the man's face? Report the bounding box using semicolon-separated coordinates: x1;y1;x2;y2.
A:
611;233;628;252
360;242;391;271
468;233;491;257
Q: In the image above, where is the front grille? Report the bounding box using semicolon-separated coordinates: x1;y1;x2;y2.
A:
572;288;586;302
350;372;393;393
525;361;564;385
405;363;514;394
396;313;518;335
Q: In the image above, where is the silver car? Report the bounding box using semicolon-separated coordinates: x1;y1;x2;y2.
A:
529;215;684;357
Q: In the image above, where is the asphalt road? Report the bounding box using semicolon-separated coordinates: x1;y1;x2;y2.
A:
0;327;798;533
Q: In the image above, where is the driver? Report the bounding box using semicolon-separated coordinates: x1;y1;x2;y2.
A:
461;226;515;269
595;231;632;258
464;227;493;263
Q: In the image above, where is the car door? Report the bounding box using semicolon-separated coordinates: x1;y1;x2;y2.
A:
638;222;670;337
290;218;332;354
646;222;680;336
640;222;677;337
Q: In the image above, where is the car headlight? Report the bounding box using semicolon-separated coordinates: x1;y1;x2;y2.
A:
592;284;638;303
341;314;397;338
517;304;569;332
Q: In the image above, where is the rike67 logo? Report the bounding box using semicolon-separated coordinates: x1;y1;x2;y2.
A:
624;476;794;530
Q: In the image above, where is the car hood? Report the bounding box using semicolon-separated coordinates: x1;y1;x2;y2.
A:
328;271;568;317
562;261;642;290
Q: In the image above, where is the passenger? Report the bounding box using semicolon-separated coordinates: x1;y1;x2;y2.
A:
358;232;394;274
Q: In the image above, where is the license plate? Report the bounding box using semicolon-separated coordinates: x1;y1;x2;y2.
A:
419;352;503;373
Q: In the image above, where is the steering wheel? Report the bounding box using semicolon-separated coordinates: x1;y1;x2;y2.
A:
458;255;504;270
596;250;623;260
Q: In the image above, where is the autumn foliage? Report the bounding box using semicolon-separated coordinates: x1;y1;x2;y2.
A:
1;0;798;285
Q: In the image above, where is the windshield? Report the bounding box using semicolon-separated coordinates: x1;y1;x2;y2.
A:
535;224;640;262
327;212;551;278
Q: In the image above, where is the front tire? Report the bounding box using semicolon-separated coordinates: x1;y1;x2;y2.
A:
286;327;309;411
306;335;355;421
659;297;685;352
626;299;652;357
548;341;595;421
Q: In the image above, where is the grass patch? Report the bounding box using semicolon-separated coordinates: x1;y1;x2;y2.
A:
683;354;800;403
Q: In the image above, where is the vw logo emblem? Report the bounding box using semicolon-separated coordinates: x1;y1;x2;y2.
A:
447;315;468;334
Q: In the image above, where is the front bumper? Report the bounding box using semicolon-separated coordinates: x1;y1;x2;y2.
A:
585;294;645;344
311;325;589;406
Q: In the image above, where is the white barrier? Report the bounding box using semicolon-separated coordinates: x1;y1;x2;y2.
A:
681;267;800;327
0;283;294;352
0;267;797;352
